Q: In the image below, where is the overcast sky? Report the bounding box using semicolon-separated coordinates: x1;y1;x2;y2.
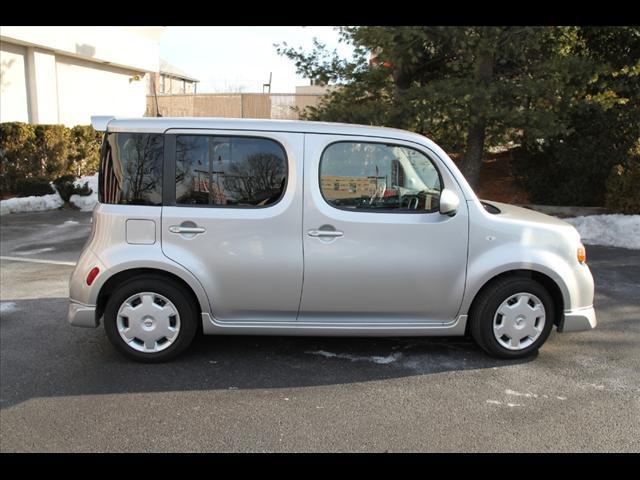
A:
159;26;356;94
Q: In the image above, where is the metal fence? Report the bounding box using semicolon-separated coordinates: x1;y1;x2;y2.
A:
145;93;325;120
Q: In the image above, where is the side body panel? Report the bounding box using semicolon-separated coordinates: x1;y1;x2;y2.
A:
160;129;304;322
69;204;212;318
459;200;595;317
298;133;470;325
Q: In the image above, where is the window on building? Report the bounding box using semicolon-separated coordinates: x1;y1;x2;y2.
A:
99;133;163;206
175;135;287;207
319;141;442;212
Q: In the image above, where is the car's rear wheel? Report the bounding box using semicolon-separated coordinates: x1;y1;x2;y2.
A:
103;276;198;362
470;277;555;359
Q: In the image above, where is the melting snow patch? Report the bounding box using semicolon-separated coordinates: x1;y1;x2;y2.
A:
564;214;640;249
306;350;401;364
486;400;523;408
0;302;18;314
0;174;99;215
69;175;98;212
505;389;538;398
16;247;55;255
62;220;79;226
70;193;97;212
0;193;64;215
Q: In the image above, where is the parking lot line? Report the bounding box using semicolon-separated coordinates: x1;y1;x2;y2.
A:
0;256;77;266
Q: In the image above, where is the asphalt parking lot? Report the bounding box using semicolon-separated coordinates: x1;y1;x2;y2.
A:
1;209;639;452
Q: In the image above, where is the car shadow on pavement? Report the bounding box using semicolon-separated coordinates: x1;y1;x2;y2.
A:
0;297;533;409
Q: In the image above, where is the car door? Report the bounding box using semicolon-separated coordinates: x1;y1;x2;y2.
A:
161;129;304;322
299;134;469;324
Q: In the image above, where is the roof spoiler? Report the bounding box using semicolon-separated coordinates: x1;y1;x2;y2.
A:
91;116;115;132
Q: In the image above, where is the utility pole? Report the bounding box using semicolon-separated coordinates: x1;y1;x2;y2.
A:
263;72;272;94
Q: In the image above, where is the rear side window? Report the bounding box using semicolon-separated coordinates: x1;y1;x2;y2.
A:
99;133;163;206
320;141;442;213
175;135;287;207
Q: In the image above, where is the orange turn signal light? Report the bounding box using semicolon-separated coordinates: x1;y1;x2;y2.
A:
577;246;586;264
86;266;100;286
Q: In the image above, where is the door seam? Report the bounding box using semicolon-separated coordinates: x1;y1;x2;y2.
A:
295;133;306;321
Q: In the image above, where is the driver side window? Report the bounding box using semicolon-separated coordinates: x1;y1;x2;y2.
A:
319;141;442;212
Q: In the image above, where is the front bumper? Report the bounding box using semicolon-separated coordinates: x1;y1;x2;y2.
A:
68;301;99;328
558;306;597;333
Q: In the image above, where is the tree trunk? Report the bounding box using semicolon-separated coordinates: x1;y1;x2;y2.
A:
460;121;486;189
460;44;494;190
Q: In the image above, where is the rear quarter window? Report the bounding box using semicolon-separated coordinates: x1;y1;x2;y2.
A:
99;132;163;206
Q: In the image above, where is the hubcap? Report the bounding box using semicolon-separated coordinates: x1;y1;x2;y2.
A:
493;292;546;351
116;292;180;353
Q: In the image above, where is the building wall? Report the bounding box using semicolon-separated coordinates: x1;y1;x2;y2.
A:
0;27;162;125
0;26;161;73
146;93;324;120
55;54;148;126
0;42;29;122
162;76;197;94
295;85;330;95
321;176;378;199
147;72;198;95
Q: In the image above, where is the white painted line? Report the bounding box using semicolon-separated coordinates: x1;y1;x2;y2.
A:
0;256;76;266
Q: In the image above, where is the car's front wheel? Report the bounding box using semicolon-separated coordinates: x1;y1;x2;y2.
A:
470;277;555;359
103;276;198;362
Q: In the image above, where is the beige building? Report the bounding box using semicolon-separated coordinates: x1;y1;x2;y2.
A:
0;26;164;126
148;59;199;95
321;175;382;200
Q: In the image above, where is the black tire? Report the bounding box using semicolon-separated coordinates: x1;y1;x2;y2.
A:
469;277;555;359
103;275;198;363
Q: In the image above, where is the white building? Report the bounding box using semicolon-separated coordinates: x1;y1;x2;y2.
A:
0;26;164;126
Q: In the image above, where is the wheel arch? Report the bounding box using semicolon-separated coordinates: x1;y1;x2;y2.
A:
96;268;204;326
464;269;564;335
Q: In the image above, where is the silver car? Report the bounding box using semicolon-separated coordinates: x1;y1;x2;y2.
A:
68;116;596;362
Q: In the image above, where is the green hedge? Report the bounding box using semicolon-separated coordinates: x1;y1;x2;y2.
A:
605;150;640;214
513;104;640;208
0;122;101;196
15;177;55;197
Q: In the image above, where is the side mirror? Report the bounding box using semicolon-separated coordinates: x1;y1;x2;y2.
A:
439;188;460;216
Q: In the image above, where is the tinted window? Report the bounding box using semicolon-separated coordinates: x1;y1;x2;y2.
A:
175;135;287;207
99;133;163;206
320;142;442;212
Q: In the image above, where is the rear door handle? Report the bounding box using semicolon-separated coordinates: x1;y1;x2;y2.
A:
169;226;206;234
307;229;344;238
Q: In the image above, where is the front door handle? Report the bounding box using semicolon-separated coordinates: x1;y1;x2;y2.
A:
169;226;206;234
307;229;344;238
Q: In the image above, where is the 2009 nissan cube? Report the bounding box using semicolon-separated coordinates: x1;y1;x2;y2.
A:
68;116;596;362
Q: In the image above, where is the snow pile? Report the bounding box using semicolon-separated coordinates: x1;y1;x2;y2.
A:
0;302;18;314
565;214;640;250
69;174;98;212
0;174;99;215
0;193;64;216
